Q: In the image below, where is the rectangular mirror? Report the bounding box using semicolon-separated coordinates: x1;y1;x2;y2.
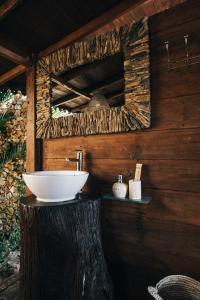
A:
36;18;150;138
51;52;125;117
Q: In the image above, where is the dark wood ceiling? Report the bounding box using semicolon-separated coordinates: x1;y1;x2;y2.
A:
0;0;187;95
0;0;125;93
0;0;124;53
1;72;25;93
0;56;15;75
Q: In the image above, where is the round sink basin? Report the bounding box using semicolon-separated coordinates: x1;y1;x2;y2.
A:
23;170;89;202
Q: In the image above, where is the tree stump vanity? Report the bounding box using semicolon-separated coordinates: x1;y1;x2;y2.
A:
20;193;113;300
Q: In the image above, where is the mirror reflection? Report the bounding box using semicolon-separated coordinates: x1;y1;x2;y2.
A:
51;52;125;118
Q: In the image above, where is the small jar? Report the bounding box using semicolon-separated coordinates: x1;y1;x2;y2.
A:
129;180;142;200
112;175;128;198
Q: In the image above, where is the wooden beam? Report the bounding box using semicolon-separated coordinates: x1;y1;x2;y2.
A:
26;65;43;175
51;74;91;100
0;64;26;86
26;66;36;175
53;93;78;107
52;87;68;97
0;45;30;66
39;0;145;58
108;91;124;104
0;0;23;20
0;31;31;65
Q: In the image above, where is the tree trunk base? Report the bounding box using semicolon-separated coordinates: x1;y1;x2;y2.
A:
20;193;113;300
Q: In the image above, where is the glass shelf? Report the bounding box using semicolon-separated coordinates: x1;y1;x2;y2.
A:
102;194;152;204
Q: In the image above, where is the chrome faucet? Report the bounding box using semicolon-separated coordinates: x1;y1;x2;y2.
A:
65;150;83;171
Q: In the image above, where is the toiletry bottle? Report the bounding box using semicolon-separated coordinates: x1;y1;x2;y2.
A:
129;179;142;200
112;175;128;198
129;163;143;200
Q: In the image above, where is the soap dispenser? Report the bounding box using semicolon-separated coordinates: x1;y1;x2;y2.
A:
112;175;128;198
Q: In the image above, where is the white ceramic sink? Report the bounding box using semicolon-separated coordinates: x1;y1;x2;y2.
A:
23;171;89;202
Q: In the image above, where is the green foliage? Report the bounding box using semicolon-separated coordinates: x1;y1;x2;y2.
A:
0;90;14;137
0;113;13;134
7;223;20;252
52;106;70;118
0;223;20;273
0;90;12;103
0;240;9;268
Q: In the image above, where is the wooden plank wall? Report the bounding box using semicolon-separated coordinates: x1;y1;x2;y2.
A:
43;1;200;298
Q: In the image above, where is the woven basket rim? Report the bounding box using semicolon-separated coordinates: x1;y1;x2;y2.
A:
156;275;200;290
148;275;200;300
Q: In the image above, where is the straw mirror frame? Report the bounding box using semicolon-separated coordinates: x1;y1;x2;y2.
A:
36;17;150;138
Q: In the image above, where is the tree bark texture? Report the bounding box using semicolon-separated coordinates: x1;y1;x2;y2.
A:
20;194;113;300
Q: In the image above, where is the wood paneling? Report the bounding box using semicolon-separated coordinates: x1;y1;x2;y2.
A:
0;45;30;66
44;158;200;193
26;66;36;173
151;64;200;99
150;0;198;34
150;19;200;66
101;189;200;227
43;1;200;298
44;128;200;160
102;215;200;275
26;66;43;176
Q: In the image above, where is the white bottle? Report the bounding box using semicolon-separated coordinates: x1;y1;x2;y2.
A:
112;175;128;198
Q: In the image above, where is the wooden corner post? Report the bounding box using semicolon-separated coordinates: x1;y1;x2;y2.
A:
26;65;42;177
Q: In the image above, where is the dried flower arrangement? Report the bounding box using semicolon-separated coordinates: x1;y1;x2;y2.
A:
0;90;27;276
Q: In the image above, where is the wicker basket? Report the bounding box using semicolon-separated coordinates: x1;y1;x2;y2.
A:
148;275;200;300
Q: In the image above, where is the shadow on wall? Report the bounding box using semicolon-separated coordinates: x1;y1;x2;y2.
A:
106;261;171;300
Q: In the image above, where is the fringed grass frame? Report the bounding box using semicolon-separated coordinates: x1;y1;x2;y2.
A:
36;17;150;138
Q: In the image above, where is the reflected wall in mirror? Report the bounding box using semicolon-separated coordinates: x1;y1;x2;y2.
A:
36;17;150;139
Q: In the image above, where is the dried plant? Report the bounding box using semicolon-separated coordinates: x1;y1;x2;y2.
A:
0;90;27;275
